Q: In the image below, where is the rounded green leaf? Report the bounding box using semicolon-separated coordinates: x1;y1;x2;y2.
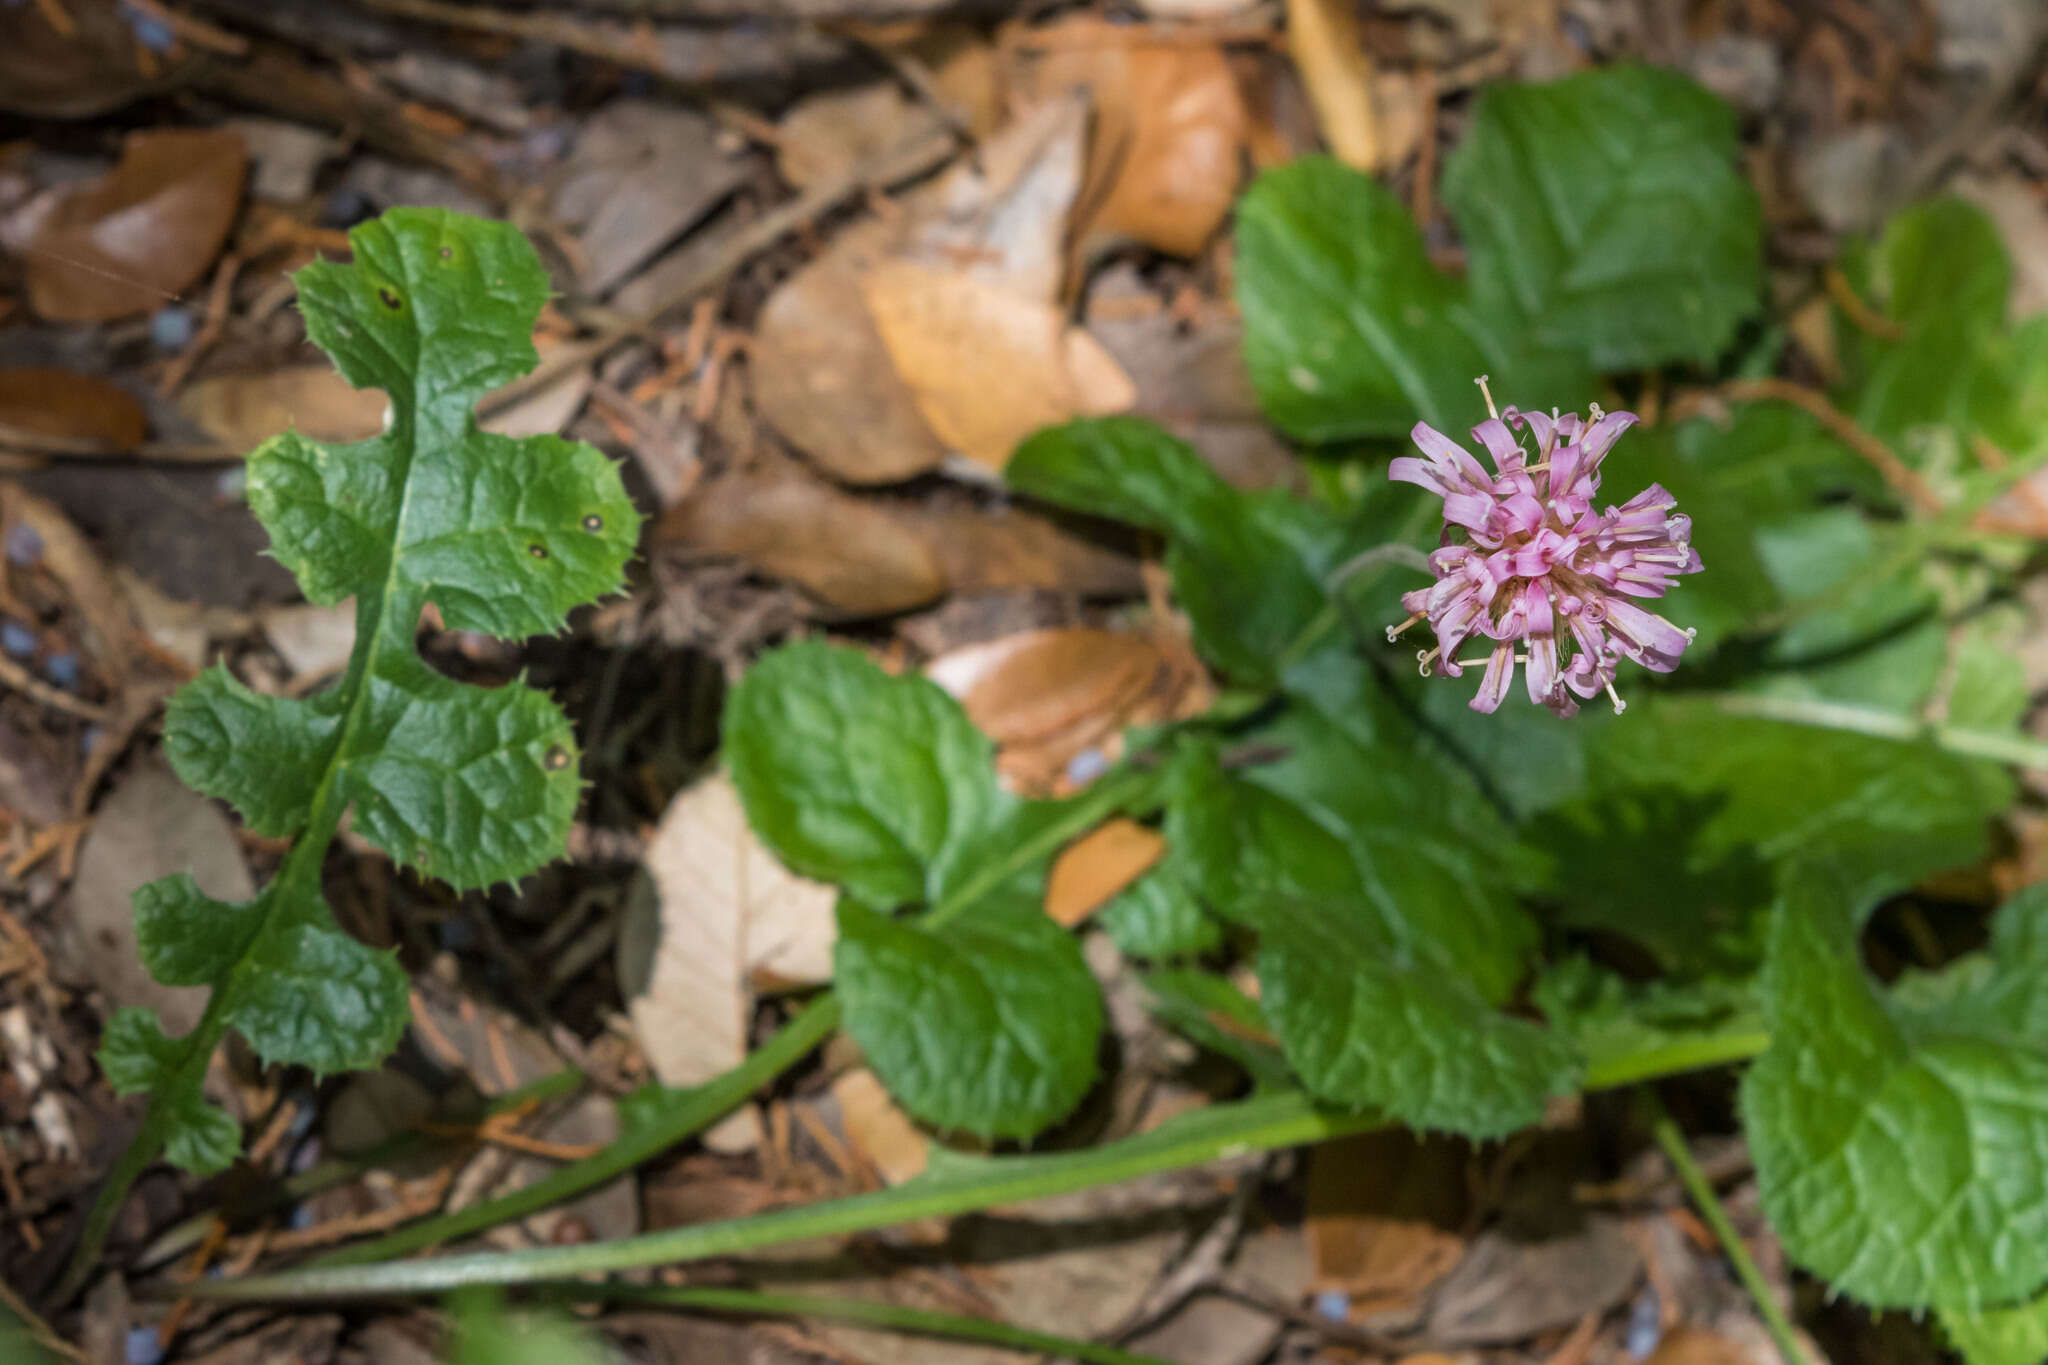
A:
836;896;1102;1138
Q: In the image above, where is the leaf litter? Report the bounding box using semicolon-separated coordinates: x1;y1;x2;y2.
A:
3;1;2046;1362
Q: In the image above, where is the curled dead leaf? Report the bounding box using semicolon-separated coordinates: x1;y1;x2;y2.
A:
0;0;200;119
9;129;246;322
0;368;147;455
1017;29;1250;258
926;626;1207;795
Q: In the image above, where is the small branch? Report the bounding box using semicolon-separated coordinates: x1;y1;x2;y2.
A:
1713;377;1943;517
1823;266;1904;341
1647;1096;1814;1365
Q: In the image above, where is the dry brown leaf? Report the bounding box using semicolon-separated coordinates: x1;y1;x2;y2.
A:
178;365;389;452
0;368;147;454
552;101;748;297
903;503;1141;597
1643;1327;1759;1365
619;770;839;1094
925;626;1202;795
1307;1130;1469;1309
751;217;950;485
9;129;245;321
927;627;1164;747
862;259;1133;469
1046;818;1165;927
898;91;1088;303
62;759;255;1037
1019;32;1249;257
1285;0;1379;170
660;464;948;615
776;83;941;192
831;1068;930;1185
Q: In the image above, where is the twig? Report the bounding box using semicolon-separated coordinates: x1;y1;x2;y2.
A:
0;654;110;725
1823;265;1904;341
1712;377;1943;517
1647;1096;1814;1365
120;0;249;55
157;254;243;397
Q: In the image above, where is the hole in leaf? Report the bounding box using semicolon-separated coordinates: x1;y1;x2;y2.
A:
439;246;452;260
544;745;571;771
582;514;603;532
528;543;549;559
378;287;402;310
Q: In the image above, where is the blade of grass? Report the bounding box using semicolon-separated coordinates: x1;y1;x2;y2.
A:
179;1031;1770;1302
559;1285;1177;1365
1648;1093;1813;1365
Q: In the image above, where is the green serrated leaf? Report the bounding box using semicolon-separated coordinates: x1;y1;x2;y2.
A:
1097;867;1222;961
1444;64;1762;371
1175;736;1574;1137
163;668;341;837
1532;957;1760;1081
1547;701;2011;971
100;208;639;1190
132;875;266;988
1253;894;1578;1138
835;895;1102;1138
1741;872;2048;1311
98;1010;241;1175
724;641;1007;909
1008;418;1331;686
1236;157;1589;441
1944;1293;2048;1365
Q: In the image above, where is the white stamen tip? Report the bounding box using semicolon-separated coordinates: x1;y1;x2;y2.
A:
1605;680;1626;714
1474;375;1499;420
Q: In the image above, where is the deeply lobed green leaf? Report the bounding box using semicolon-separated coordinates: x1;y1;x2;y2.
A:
99;208;638;1174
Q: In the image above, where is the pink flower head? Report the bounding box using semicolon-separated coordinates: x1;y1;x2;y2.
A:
1386;379;1701;717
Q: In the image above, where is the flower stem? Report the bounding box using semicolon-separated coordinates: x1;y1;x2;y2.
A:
555;1285;1177;1365
1647;1093;1813;1365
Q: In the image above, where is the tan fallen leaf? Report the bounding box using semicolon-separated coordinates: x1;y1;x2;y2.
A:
830;1068;930;1185
1308;1130;1469;1311
0;368;147;454
179;365;389;452
8;129;245;321
659;462;948;615
898;90;1089;304
1285;0;1379;170
1017;30;1250;258
751;217;950;485
861;260;1134;470
777;82;942;192
902;503;1141;598
927;627;1166;747
619;770;838;1148
1046;818;1166;928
